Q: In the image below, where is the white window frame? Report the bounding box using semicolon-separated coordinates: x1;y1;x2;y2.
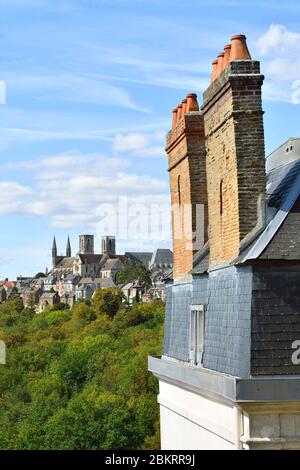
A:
190;305;205;367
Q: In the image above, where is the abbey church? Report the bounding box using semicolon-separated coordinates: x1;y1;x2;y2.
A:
51;234;129;278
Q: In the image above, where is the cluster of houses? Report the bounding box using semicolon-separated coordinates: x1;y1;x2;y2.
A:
0;235;173;313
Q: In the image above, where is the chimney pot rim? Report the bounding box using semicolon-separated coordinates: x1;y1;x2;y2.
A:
224;44;231;50
186;93;197;98
182;98;187;103
217;52;225;57
212;59;218;64
231;34;247;40
172;108;178;113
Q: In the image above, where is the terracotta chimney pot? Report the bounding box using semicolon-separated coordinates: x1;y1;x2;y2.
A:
172;108;178;129
230;34;251;61
223;44;231;69
211;60;218;83
216;52;225;77
186;93;199;112
177;104;183;120
181;98;187;115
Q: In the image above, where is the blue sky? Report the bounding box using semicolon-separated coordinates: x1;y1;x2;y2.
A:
1;0;300;278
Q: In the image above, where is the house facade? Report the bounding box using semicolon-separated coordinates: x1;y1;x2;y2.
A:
149;34;300;450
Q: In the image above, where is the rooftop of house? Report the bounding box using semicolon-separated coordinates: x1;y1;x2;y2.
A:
78;254;104;264
55;257;76;269
19;287;42;294
150;248;173;268
125;252;153;267
61;274;80;283
102;258;123;270
40;292;59;299
193;137;300;274
93;278;115;288
76;284;95;292
78;277;94;285
0;280;15;289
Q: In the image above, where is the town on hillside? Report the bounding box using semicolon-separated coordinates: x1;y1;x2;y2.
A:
0;234;173;313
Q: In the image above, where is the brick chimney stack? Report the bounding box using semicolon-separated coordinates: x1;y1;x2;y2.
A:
203;34;266;267
166;94;208;280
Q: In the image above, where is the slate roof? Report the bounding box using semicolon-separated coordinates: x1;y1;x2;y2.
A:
109;255;131;266
41;293;59;299
78;254;104;264
94;278;115;288
102;258;123;270
55;257;76;269
125;252;153;267
0;280;15;289
61;274;80;283
260;194;300;260
150;249;173;268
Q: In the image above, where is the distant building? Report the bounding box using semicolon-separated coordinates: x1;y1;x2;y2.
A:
43;274;57;292
125;252;153;268
19;287;43;308
0;287;6;304
56;274;80;295
52;234;130;278
149;249;173;271
38;292;60;313
0;279;16;299
60;292;76;309
101;258;124;280
16;277;32;289
122;281;147;305
75;283;95;301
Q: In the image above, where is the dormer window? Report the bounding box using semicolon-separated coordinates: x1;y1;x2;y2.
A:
190;305;205;366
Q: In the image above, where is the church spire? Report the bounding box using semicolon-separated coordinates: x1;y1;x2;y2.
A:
52;236;57;258
52;236;57;269
66;235;71;258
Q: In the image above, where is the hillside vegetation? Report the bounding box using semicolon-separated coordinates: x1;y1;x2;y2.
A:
0;288;164;450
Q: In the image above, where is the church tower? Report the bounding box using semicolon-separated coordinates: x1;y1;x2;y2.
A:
66;236;72;258
101;235;116;256
52;236;57;269
79;235;94;254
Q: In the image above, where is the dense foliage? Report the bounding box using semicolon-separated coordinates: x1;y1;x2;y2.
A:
0;288;164;450
115;264;152;286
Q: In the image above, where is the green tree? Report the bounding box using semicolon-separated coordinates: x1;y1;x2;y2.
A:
92;287;125;319
0;292;164;450
34;272;45;279
8;287;21;301
116;264;152;286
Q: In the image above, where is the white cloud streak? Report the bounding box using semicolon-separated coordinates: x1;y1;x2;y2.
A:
255;24;300;103
0;151;169;232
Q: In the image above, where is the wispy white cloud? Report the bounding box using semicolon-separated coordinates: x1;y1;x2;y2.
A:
0;81;6;105
0;181;32;214
255;24;300;103
0;151;168;231
4;73;148;112
0;120;168;144
256;24;300;57
112;131;165;157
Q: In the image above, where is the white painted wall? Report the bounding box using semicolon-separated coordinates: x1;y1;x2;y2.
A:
158;381;240;450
